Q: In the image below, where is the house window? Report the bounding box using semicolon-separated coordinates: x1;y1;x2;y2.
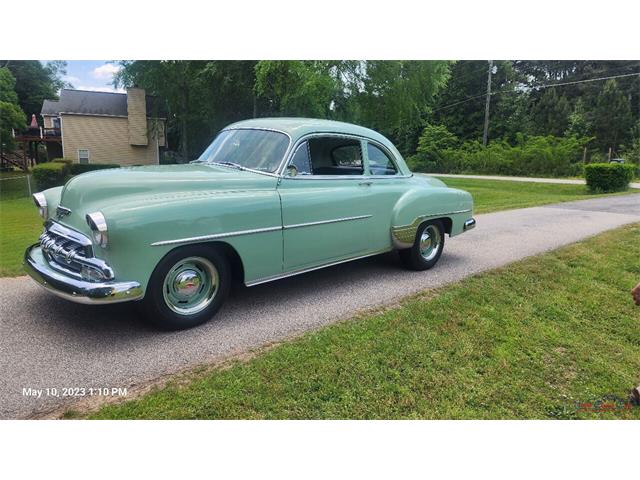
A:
78;149;90;164
52;117;60;129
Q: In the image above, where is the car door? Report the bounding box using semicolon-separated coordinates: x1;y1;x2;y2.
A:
278;135;375;271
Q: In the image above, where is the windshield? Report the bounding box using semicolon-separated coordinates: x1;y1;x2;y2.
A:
193;129;290;173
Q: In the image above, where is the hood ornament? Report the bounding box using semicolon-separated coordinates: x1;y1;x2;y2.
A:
56;205;72;218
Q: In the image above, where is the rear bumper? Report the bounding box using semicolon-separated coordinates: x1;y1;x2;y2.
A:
24;244;143;304
464;218;476;231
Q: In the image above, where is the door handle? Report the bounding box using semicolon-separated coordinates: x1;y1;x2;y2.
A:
359;181;373;186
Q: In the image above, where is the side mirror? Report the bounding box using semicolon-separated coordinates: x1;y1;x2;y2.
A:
286;164;298;177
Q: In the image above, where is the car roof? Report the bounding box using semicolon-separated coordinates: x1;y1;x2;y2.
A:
225;117;396;151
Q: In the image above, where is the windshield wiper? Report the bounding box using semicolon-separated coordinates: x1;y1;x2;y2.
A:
211;161;246;171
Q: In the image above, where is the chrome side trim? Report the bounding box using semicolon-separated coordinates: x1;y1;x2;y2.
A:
150;226;282;247
284;214;372;230
245;248;392;287
151;215;373;246
282;174;413;181
391;209;472;249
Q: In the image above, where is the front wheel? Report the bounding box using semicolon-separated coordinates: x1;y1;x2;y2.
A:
140;245;231;330
399;220;445;271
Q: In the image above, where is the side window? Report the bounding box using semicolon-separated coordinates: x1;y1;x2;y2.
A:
306;137;364;176
331;144;362;168
290;142;312;175
367;143;397;176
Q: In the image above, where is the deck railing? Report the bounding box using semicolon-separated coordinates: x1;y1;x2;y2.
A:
12;127;61;139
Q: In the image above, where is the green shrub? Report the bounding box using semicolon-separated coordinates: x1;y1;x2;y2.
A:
410;127;589;177
52;157;74;165
584;163;635;192
32;162;70;190
70;163;120;175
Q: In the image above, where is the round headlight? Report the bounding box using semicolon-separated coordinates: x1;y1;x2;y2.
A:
86;212;108;248
32;192;47;219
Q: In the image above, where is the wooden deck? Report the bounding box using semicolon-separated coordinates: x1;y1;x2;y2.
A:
3;127;63;171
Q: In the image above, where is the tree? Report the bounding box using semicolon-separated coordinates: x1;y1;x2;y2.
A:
0;67;26;152
254;61;338;118
417;124;459;155
530;88;571;137
591;79;634;154
116;60;259;160
565;99;593;138
432;61;529;143
354;60;451;153
1;60;69;121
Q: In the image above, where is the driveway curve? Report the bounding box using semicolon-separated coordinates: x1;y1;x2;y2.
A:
1;194;639;419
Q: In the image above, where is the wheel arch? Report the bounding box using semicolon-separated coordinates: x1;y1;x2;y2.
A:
151;240;246;288
390;186;465;249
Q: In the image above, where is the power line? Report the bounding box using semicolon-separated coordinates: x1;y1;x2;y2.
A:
525;71;640;91
433;70;640;113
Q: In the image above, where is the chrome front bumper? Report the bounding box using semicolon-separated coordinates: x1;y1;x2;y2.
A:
24;244;143;304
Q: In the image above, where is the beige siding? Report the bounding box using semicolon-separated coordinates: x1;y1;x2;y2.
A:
43;116;53;128
61;114;160;165
127;88;148;146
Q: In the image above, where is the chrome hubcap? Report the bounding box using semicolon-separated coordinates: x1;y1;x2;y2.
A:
419;225;442;261
173;270;201;297
162;257;218;315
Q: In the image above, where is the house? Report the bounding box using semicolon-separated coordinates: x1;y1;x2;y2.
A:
39;88;167;165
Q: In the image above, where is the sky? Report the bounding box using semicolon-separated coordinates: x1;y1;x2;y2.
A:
46;60;125;93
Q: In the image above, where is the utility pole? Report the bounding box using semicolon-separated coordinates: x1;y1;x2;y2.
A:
482;60;493;147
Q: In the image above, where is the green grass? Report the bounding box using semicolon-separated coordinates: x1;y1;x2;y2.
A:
435;176;635;213
0;171;41;276
0;170;33;200
0;197;43;276
86;224;640;420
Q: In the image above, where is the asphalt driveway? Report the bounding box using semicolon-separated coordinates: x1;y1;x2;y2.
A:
1;194;639;419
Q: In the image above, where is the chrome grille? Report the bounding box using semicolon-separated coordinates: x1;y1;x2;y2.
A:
39;221;113;281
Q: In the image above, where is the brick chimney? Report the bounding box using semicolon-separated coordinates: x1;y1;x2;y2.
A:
127;87;148;146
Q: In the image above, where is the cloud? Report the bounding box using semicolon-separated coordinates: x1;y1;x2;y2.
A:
91;63;122;80
77;85;126;94
63;75;81;84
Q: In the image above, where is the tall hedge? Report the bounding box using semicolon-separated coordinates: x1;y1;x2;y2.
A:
584;163;635;192
32;162;70;190
70;163;120;175
32;161;121;190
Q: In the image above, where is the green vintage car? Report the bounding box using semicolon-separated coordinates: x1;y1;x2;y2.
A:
25;118;475;329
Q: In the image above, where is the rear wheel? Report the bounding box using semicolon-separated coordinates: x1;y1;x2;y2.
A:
140;245;230;330
399;220;445;271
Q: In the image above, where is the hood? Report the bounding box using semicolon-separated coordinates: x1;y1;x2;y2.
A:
59;163;277;208
56;164;278;229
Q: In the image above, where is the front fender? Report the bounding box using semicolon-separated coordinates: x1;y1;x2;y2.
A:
94;190;283;292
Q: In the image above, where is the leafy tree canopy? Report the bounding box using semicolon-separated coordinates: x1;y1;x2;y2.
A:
0;67;26;148
1;60;69;122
